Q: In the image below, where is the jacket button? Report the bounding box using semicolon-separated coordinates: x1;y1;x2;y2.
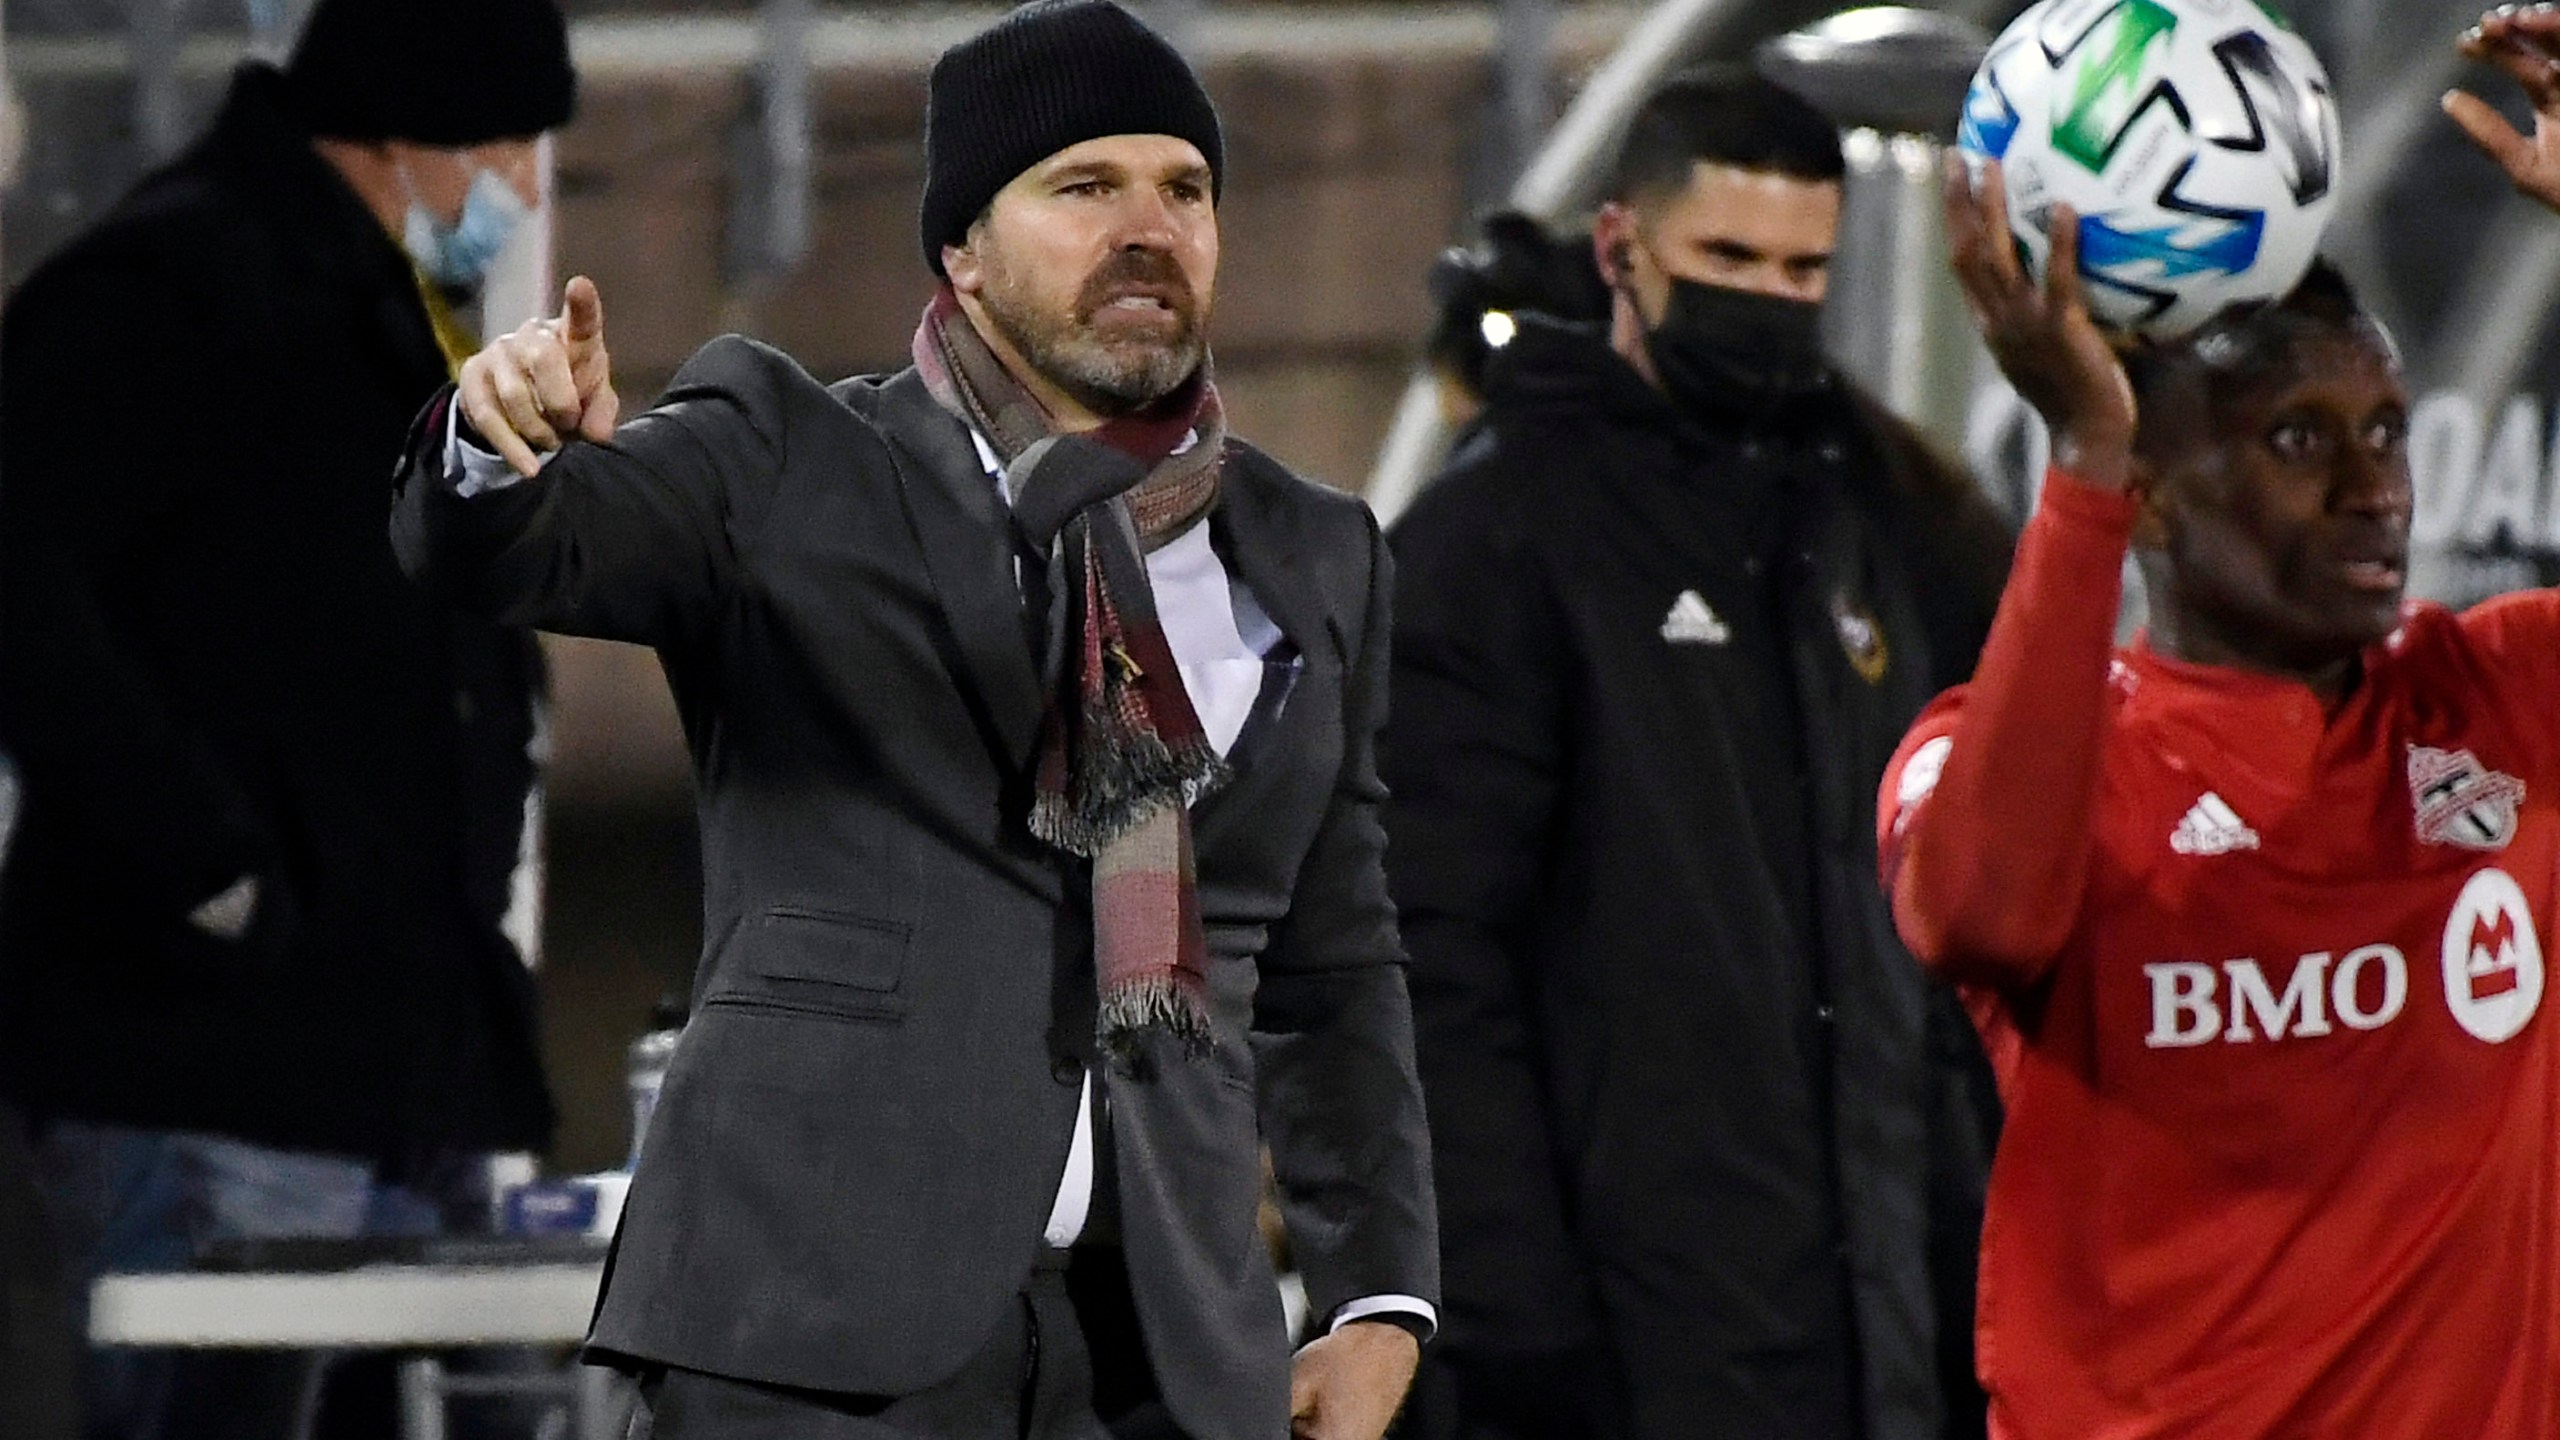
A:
1815;1004;1837;1025
1052;1057;1083;1086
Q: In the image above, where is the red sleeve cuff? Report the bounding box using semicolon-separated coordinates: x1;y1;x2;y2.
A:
2038;465;2143;531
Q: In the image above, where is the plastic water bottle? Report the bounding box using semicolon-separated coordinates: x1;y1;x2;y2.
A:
625;994;686;1171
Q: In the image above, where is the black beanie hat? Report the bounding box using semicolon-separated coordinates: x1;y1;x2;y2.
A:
920;0;1224;275
282;0;576;147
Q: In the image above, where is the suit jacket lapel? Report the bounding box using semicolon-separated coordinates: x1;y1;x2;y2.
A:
867;370;1047;769
1212;453;1324;671
1206;457;1327;788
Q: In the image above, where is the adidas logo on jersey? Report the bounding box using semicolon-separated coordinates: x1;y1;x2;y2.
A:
1661;590;1731;645
2171;792;2259;856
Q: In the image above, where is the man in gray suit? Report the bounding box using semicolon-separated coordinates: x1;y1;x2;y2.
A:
388;2;1436;1436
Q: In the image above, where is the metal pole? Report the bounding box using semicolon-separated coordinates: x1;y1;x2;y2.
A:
0;0;16;283
1487;0;1561;199
1508;0;1759;223
477;135;556;336
1135;0;1208;58
761;0;811;275
1761;9;1989;451
245;0;318;63
573;1364;628;1440
727;0;813;285
130;0;195;164
2312;0;2493;334
396;1357;448;1440
2436;206;2560;406
1830;127;1978;438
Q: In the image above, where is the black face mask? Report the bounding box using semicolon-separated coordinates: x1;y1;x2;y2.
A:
1643;277;1835;420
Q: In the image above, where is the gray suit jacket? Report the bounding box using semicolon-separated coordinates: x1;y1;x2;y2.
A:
389;336;1438;1439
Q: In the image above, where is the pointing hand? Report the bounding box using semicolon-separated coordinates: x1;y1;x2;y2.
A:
456;274;620;479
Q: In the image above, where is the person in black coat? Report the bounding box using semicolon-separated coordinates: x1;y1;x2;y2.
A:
0;1;574;1433
1383;70;2012;1440
0;38;80;1440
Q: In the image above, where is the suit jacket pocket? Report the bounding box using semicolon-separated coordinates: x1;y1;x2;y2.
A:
700;906;910;1023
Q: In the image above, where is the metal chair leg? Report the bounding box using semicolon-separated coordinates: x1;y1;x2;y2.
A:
573;1363;630;1440
397;1355;448;1440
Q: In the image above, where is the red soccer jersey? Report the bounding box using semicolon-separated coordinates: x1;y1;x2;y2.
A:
1880;473;2560;1440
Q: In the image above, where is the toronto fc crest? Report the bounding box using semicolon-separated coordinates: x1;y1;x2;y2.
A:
1831;592;1889;685
2407;745;2526;851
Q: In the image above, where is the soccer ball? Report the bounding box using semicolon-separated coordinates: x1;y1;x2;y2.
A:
1956;0;2343;339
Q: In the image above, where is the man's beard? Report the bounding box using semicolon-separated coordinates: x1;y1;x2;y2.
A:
976;247;1206;416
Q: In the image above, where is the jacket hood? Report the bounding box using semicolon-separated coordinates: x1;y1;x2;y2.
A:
1476;312;1674;427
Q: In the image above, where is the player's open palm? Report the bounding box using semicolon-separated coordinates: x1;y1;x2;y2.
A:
2447;5;2560;211
1941;154;2136;491
458;274;620;479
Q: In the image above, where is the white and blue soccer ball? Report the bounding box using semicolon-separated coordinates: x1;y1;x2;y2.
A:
1957;0;2343;339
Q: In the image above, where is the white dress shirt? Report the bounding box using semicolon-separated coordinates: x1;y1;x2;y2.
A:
450;417;1432;1337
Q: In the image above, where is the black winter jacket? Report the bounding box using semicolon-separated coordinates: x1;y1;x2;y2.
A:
0;65;551;1161
1383;317;2010;1440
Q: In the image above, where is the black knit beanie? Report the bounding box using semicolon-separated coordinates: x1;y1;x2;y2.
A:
282;0;576;146
920;0;1224;274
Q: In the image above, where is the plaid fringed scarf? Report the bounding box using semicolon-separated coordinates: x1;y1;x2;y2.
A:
913;288;1230;1060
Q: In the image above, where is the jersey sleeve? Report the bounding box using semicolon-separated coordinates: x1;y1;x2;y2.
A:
1876;469;2139;990
1878;688;1969;881
2459;588;2560;707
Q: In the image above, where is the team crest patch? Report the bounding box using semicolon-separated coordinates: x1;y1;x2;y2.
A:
2407;745;2526;851
1897;736;1954;807
1832;593;1888;685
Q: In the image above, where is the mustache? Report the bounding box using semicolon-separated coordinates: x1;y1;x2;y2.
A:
1075;249;1196;319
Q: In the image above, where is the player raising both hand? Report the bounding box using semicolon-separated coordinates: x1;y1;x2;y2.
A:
1880;8;2560;1438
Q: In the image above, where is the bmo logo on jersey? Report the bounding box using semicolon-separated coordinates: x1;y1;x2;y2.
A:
2441;868;2543;1043
2145;947;2408;1048
2144;867;2545;1048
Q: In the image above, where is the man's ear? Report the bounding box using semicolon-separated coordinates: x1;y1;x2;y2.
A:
1591;203;1637;290
943;211;998;295
941;238;982;295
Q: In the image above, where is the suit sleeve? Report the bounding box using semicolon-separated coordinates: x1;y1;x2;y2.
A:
1377;476;1596;1358
1252;506;1442;1330
0;257;275;912
1878;469;2139;989
389;335;789;648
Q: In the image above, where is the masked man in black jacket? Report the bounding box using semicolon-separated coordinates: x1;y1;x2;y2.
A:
1384;69;2013;1440
0;1;572;1433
